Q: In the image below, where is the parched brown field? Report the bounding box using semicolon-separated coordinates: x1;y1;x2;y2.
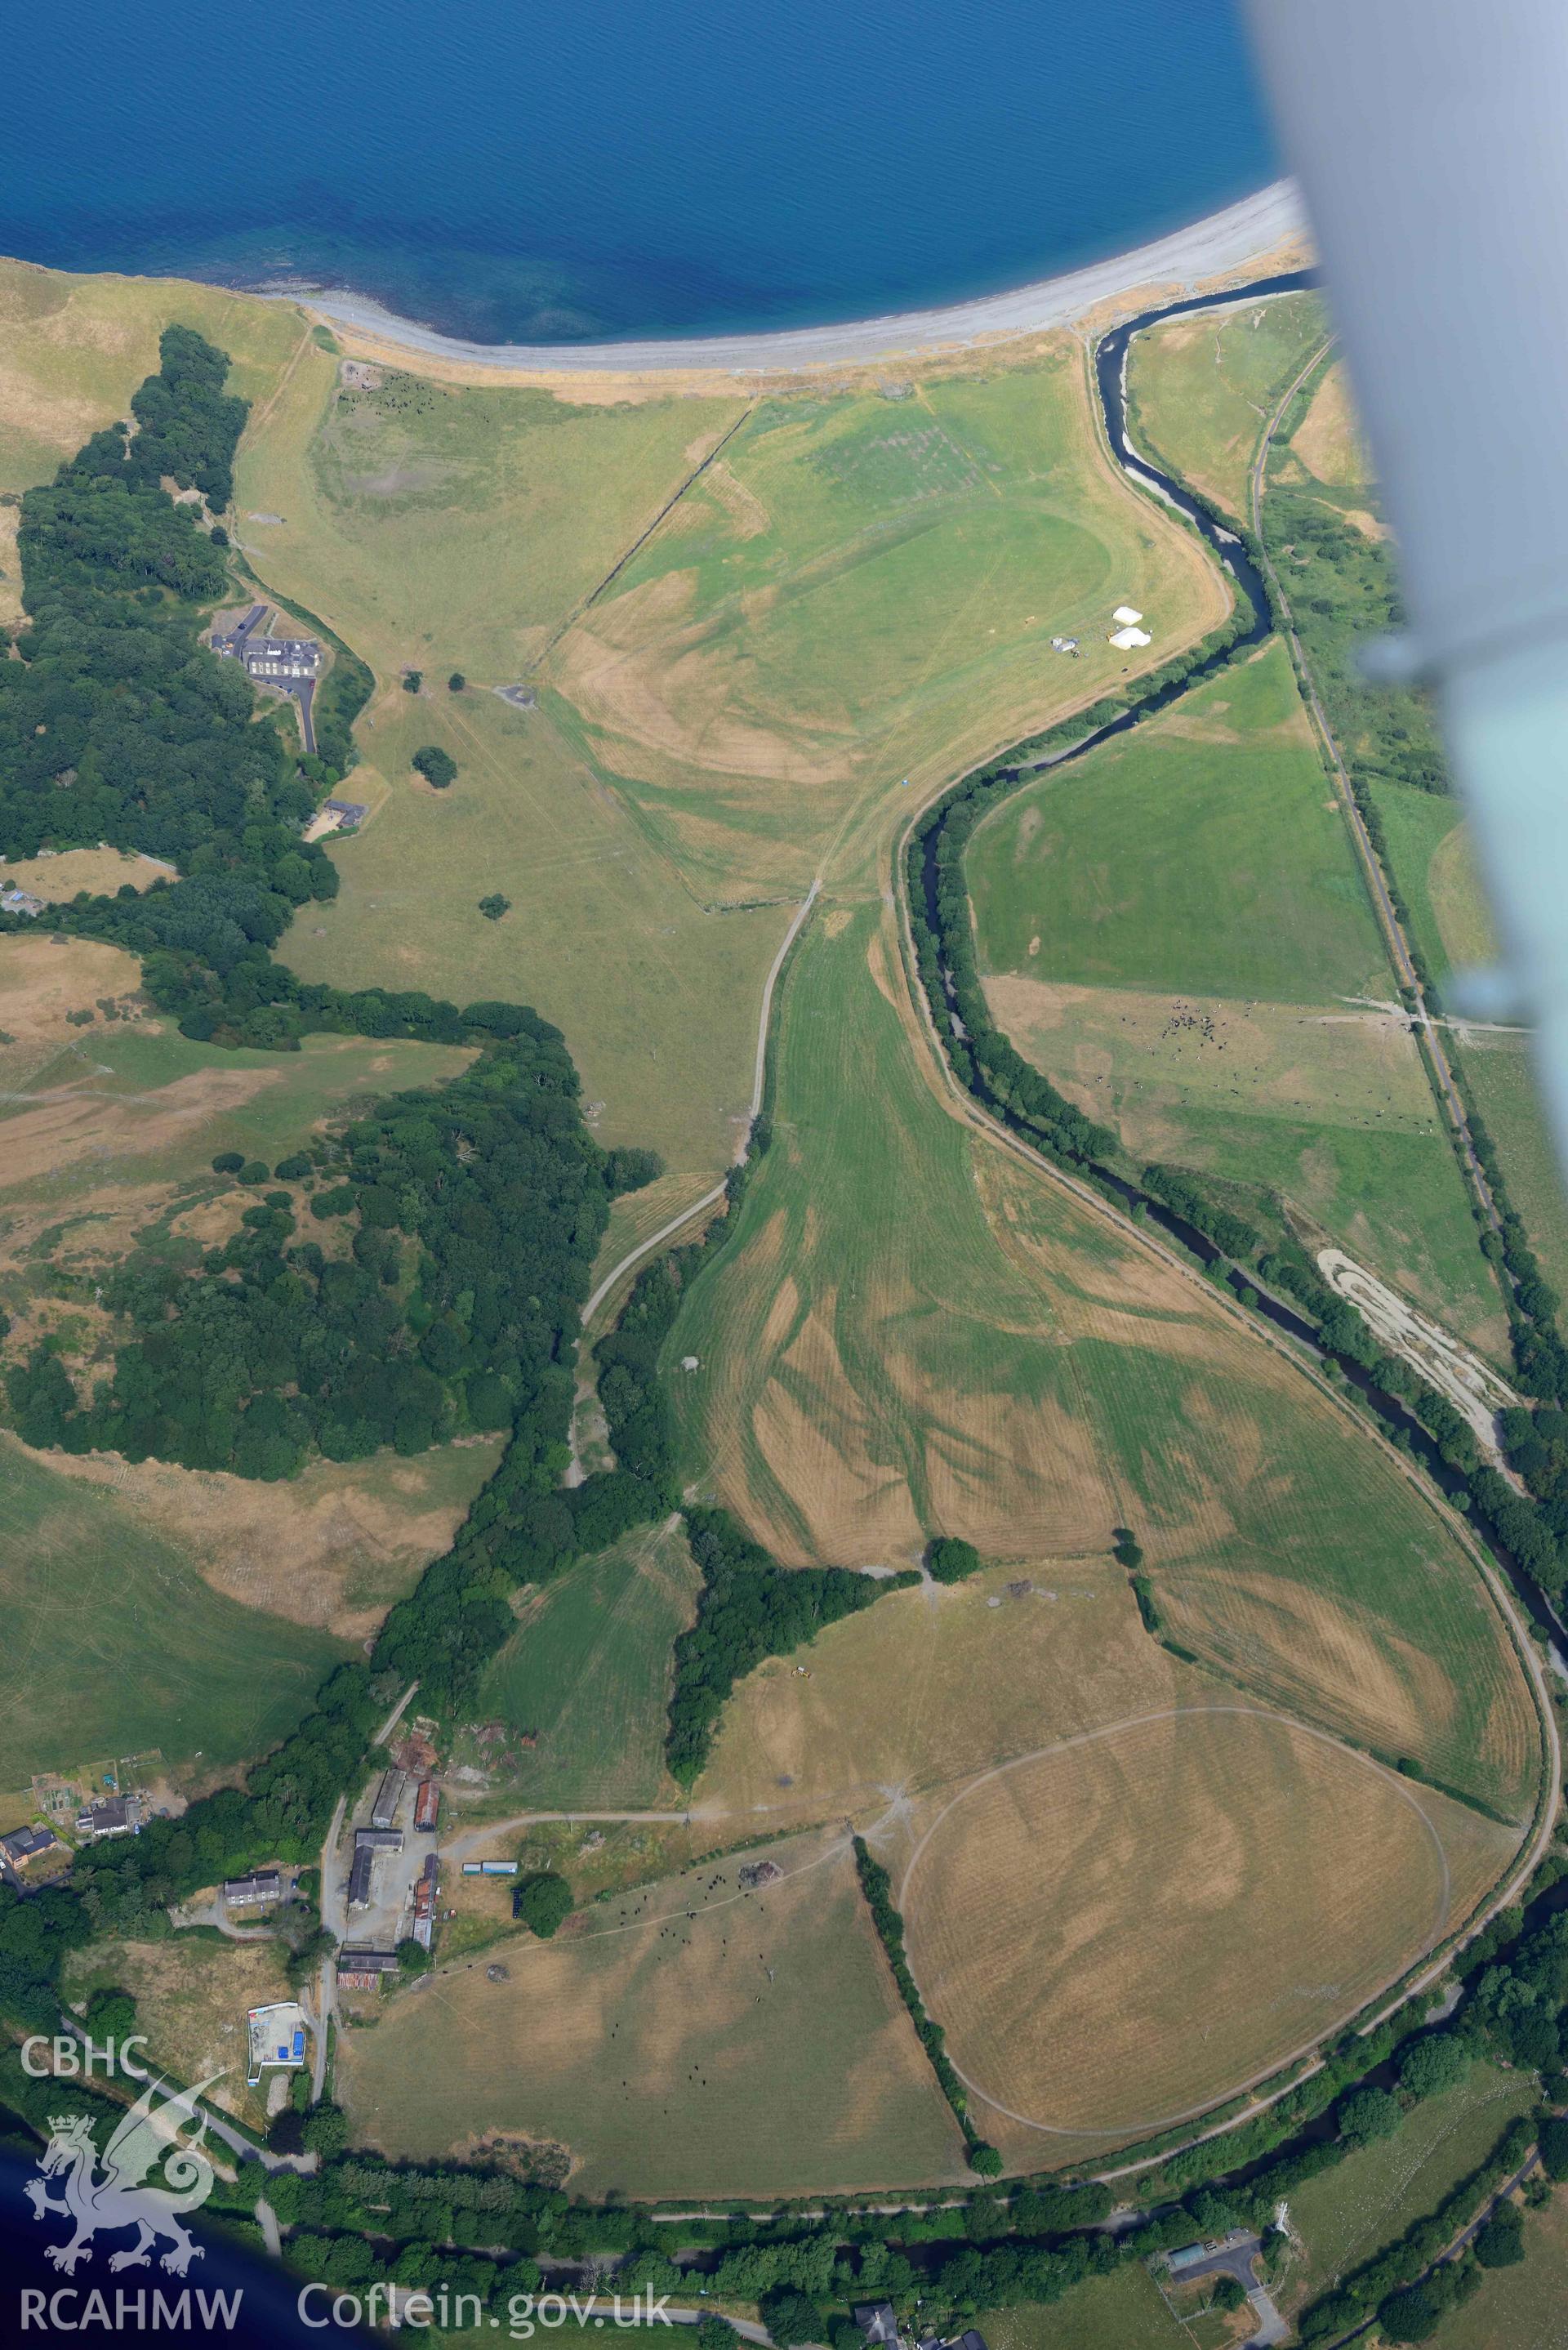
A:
671;905;1539;1824
0;848;172;901
1290;360;1369;488
0;256;306;496
0;933;489;1650
339;1827;966;2196
698;1557;1190;1828
898;1706;1517;2149
40;1439;501;1639
64;1932;296;2131
984;978;1440;1159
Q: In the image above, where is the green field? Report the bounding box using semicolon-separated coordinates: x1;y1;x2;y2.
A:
558;350;1229;906
1126;288;1328;522
1437;2185;1568;2350
236;350;746;682
470;1517;701;1806
0;1434;345;1786
278;686;787;1176
0;256;306;497
340;1827;966;2196
1365;781;1497;995
1462;1034;1568;1304
664;900;1539;1821
980;2268;1198;2350
1280;2058;1539;2317
968;642;1384;1002
964;642;1504;1355
259;328;1229;1195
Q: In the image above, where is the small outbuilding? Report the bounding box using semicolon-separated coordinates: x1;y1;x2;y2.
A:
246;1999;309;2086
370;1770;404;1831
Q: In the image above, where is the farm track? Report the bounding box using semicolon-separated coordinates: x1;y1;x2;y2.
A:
579;878;820;1336
1248;343;1508;1251
896;1703;1455;2141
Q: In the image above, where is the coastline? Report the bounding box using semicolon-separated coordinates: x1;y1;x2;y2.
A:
292;179;1306;378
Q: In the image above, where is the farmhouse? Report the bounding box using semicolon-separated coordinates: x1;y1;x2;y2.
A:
242;638;319;682
0;888;43;917
0;1825;61;1870
246;2000;309;2086
337;1949;400;1991
76;1795;137;1840
323;798;368;832
224;1869;283;1911
371;1771;405;1831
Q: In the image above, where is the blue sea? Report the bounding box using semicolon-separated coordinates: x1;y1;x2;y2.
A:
3;0;1274;346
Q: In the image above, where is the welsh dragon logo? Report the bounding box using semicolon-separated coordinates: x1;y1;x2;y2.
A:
24;2074;220;2275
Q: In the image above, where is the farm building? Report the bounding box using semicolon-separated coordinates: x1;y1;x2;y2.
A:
76;1795;137;1840
246;2000;308;2086
347;1848;375;1912
0;888;43;917
1165;2244;1209;2276
0;1825;61;1870
355;1827;403;1853
223;1870;283;1911
370;1771;404;1831
414;1779;439;1833
337;1949;399;1990
412;1853;439;1951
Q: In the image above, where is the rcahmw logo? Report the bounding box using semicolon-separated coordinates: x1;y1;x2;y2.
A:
20;2059;222;2280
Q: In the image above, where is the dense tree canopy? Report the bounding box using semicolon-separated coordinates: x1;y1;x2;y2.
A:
413;745;457;788
7;1027;614;1475
513;1871;572;1938
667;1509;915;1783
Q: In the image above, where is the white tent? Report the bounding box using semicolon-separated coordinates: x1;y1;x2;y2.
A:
1112;604;1144;625
1110;625;1152;650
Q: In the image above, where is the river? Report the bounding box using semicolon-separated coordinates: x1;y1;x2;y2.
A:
914;267;1568;1665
